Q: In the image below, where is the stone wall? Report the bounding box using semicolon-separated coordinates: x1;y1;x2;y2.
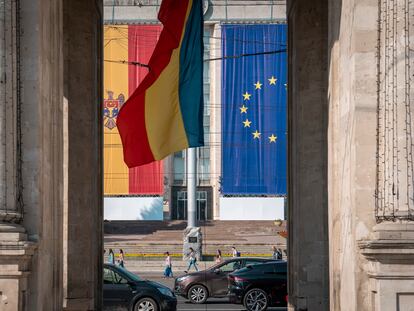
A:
289;0;414;309
327;0;378;309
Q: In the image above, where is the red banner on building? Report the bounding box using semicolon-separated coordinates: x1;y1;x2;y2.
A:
128;25;163;194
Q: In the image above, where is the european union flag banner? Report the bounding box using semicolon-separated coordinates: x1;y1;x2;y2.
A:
221;24;287;195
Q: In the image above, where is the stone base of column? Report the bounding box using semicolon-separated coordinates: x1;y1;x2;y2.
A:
359;222;414;311
0;223;35;311
183;227;203;261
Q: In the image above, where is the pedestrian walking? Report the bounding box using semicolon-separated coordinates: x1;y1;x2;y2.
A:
215;249;222;263
108;248;115;264
164;252;173;278
272;246;283;260
231;246;240;257
185;247;198;272
117;249;125;268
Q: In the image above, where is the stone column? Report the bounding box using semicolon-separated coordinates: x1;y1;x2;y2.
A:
0;1;35;310
287;0;330;309
375;0;414;221
0;0;22;222
62;0;103;309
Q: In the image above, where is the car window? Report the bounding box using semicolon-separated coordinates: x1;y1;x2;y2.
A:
103;268;128;284
244;260;264;267
220;260;242;272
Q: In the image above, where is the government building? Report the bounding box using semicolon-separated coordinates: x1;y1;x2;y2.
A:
103;0;288;222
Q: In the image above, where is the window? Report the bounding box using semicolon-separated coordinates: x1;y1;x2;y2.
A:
103;268;128;284
220;260;242;272
244;260;265;267
173;151;185;183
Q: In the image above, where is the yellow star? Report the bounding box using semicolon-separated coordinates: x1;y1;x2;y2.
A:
252;130;261;139
254;81;262;90
284;83;288;90
243;119;252;127
240;105;248;114
243;92;252;100
268;76;277;85
268;134;277;143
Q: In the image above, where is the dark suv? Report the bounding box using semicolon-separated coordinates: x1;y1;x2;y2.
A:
174;257;276;304
228;261;287;311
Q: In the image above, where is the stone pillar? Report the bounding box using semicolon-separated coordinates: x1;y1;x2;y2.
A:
0;1;35;310
62;0;103;310
0;0;22;221
359;223;414;310
375;0;414;221
357;0;414;309
287;0;329;310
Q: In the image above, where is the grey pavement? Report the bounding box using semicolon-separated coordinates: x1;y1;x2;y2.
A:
136;272;287;311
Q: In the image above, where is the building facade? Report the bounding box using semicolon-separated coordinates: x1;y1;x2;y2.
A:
103;0;288;222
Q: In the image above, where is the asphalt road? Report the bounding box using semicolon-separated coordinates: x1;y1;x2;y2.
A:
176;297;286;311
137;273;287;311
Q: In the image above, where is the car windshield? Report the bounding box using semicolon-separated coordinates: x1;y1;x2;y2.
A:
209;260;233;271
118;267;143;282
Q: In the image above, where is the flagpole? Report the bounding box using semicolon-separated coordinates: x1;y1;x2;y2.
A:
187;147;197;228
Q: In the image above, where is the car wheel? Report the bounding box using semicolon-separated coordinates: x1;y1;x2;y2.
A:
188;284;208;304
244;288;269;311
134;297;158;311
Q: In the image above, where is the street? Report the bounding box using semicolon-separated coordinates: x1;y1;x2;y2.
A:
138;273;287;311
176;297;286;311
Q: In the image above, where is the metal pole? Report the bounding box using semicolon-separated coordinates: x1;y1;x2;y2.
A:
187;147;197;228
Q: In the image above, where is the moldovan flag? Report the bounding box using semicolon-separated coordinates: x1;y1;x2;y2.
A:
117;0;204;168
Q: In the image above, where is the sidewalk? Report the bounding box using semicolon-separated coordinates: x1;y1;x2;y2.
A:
118;260;216;273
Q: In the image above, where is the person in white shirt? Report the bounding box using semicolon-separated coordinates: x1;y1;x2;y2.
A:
231;246;240;257
164;252;173;278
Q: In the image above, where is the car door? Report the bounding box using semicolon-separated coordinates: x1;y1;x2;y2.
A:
209;260;242;297
103;267;134;311
268;262;287;306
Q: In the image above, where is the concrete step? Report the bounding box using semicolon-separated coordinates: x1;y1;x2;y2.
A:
104;220;287;259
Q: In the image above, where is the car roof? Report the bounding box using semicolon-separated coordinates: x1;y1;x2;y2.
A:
231;260;287;273
248;260;287;267
224;257;276;261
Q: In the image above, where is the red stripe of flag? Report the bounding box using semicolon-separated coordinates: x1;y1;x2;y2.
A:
127;25;164;194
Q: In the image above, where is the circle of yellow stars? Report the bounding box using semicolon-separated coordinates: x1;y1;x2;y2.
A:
239;76;286;143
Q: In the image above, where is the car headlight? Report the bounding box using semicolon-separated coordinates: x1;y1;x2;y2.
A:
176;275;190;283
157;287;174;298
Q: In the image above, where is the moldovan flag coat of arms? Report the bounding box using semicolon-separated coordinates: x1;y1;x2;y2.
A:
117;0;204;167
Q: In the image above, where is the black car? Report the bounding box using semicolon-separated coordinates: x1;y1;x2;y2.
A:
174;257;277;304
228;261;287;311
103;264;177;311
